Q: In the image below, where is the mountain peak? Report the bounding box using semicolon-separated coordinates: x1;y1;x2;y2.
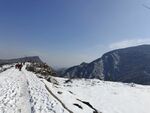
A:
80;62;87;66
61;45;150;85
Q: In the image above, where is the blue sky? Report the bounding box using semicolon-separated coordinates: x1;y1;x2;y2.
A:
1;0;150;68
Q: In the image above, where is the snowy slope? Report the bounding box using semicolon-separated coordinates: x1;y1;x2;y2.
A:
0;67;31;113
44;77;150;113
0;65;68;113
0;64;150;113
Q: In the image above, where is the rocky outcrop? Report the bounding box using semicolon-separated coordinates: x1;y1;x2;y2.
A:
62;60;104;79
26;62;57;82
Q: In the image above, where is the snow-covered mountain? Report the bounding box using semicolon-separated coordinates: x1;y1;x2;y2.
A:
61;45;150;85
0;63;150;113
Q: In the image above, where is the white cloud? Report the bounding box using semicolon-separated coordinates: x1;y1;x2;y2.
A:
109;39;150;50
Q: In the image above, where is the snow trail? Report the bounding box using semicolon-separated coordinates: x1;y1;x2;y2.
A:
0;66;69;113
22;67;69;113
0;67;31;113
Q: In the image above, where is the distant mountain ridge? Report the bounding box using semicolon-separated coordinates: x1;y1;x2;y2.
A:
0;56;43;65
61;45;150;85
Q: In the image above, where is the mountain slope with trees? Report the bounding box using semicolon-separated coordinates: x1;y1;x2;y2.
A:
61;45;150;85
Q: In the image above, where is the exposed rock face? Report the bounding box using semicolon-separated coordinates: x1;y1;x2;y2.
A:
26;62;57;82
62;45;150;85
62;60;104;79
0;56;43;65
102;45;150;85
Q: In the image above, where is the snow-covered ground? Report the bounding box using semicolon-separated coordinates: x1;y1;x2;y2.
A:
44;77;150;113
0;64;13;73
0;65;68;113
0;64;150;113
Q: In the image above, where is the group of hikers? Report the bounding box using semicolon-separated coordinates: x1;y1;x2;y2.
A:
15;63;25;71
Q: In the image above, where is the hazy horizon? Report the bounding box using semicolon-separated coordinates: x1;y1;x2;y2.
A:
1;0;150;68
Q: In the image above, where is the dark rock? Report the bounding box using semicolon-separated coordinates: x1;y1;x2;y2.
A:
26;63;57;76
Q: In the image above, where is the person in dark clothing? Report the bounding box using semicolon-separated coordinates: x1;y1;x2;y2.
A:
15;64;18;69
18;64;23;71
15;63;23;71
